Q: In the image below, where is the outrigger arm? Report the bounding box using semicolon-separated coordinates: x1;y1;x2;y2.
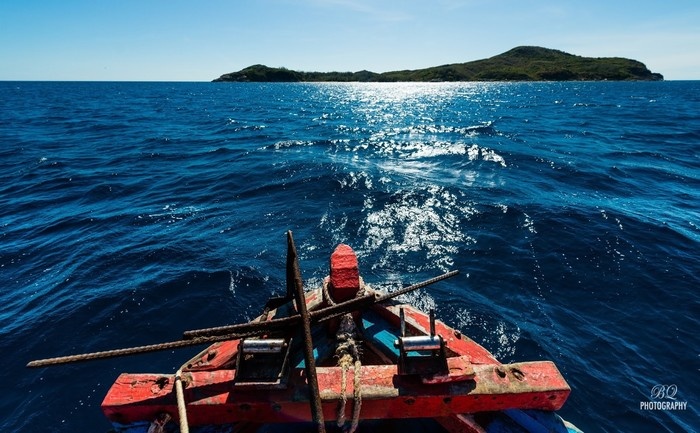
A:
26;253;459;368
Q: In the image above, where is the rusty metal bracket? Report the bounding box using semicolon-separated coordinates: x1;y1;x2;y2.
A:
234;337;292;388
395;308;448;377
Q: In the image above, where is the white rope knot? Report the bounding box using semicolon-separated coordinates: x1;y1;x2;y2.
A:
335;314;362;433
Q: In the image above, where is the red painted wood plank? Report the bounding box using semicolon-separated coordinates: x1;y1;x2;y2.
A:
102;360;569;426
371;303;500;365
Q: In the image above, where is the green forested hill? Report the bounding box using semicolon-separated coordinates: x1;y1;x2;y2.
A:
213;46;663;82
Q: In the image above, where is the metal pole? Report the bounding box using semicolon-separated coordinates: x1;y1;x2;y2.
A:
287;231;325;433
27;264;458;368
26;333;250;368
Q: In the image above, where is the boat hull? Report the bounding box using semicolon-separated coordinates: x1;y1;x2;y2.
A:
103;292;574;433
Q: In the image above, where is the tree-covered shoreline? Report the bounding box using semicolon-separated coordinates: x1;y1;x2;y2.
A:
213;46;663;83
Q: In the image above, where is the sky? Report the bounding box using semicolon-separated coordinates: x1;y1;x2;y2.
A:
1;0;699;81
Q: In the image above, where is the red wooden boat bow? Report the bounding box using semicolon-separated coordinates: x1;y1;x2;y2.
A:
99;238;577;433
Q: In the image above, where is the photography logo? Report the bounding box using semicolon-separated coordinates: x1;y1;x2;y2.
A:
640;385;688;411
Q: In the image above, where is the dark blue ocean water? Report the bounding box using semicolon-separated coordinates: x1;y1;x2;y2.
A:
1;81;698;432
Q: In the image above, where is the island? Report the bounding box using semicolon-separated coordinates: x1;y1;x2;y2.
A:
213;46;663;82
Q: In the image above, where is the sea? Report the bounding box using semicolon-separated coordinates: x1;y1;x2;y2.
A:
1;81;698;433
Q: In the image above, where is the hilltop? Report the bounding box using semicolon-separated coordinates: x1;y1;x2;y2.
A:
213;46;663;82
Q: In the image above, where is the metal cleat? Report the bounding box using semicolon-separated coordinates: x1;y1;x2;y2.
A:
234;337;292;388
394;308;449;377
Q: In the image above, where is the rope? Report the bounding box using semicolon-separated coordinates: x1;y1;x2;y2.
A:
335;314;362;433
322;278;336;307
351;357;361;433
174;368;190;433
146;368;190;433
337;353;348;427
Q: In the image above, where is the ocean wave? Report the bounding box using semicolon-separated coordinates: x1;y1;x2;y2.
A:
2;81;699;433
359;185;477;272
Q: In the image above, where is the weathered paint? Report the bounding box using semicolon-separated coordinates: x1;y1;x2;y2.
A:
435;414;487;433
101;281;573;431
328;244;360;302
102;360;569;426
184;340;240;371
372;303;500;365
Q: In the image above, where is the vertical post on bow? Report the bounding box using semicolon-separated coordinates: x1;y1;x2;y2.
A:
285;231;295;301
287;231;326;433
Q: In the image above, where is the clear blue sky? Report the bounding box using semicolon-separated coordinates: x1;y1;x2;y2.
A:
1;0;698;81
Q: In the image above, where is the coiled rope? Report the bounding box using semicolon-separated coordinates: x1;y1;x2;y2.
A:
322;278;371;432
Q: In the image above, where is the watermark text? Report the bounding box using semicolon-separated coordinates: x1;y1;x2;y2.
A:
640;385;688;411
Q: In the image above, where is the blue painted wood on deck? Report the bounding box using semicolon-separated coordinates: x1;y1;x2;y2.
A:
485;410;569;433
360;309;401;360
294;322;333;368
